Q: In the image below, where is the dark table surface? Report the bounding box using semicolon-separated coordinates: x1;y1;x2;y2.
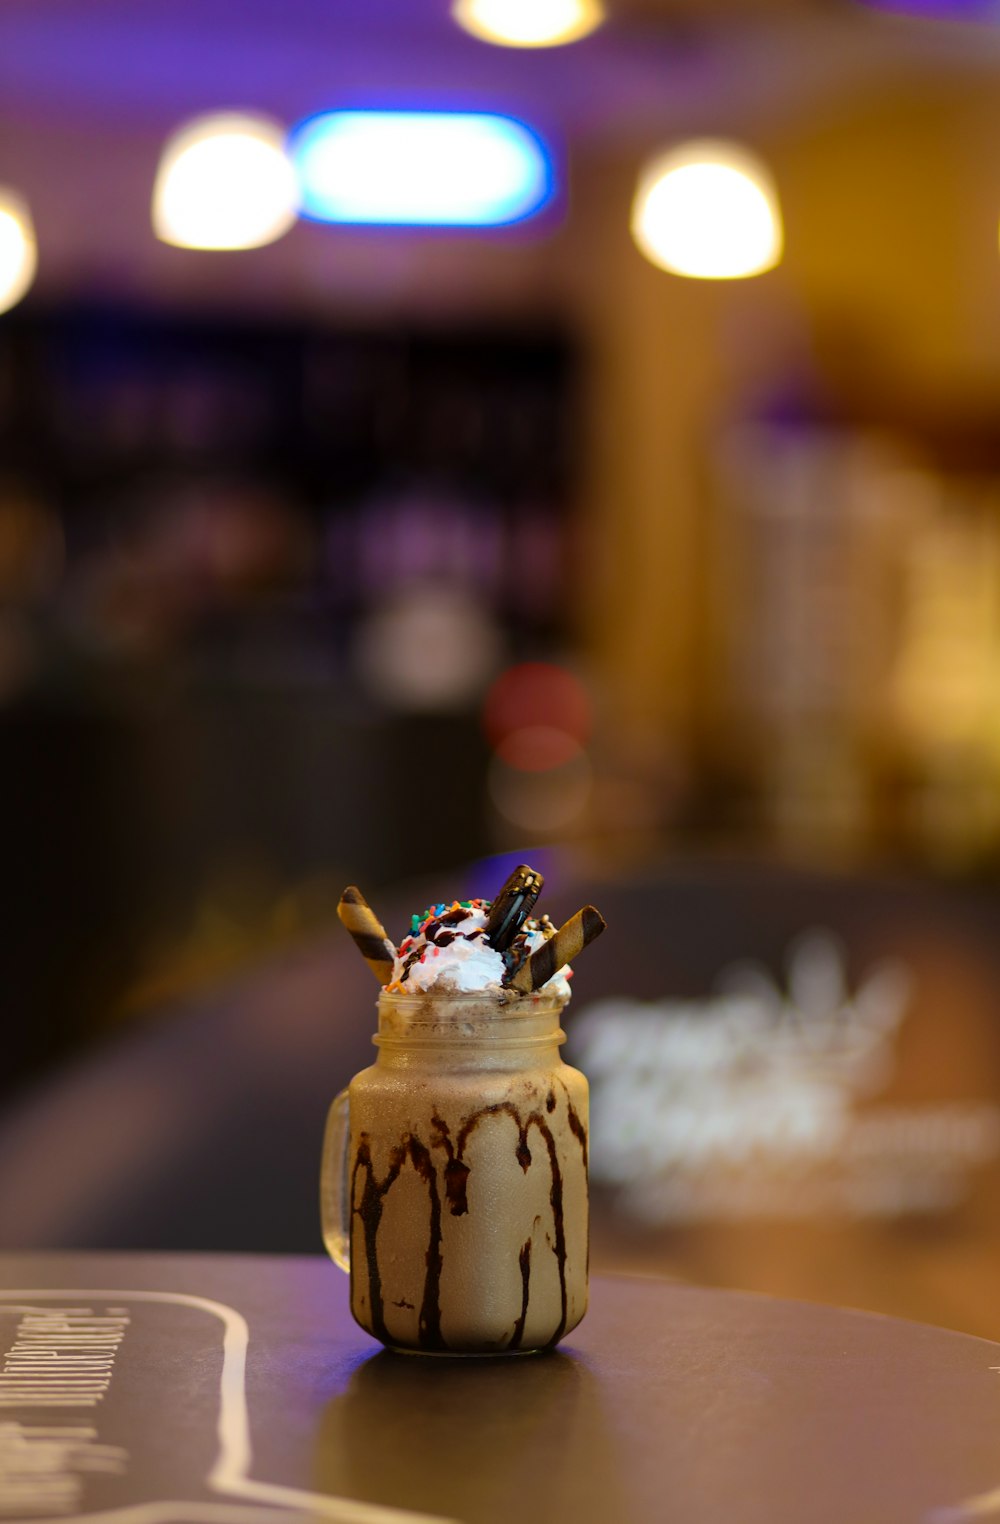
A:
1;1251;999;1524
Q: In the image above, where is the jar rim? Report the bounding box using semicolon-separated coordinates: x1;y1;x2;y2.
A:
377;987;569;1015
374;986;569;1048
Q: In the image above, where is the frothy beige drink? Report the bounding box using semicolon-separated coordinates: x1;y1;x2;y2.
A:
345;991;587;1354
326;875;604;1355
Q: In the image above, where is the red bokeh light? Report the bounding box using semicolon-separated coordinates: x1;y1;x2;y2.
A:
482;662;592;749
495;725;583;773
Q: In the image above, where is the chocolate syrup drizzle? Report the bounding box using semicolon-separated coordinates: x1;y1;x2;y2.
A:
510;1238;533;1351
351;1095;587;1353
351;1134;445;1350
558;1078;589;1170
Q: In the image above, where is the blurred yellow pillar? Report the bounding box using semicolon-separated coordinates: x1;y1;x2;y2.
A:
569;149;727;775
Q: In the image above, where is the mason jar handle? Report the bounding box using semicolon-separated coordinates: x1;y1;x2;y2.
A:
320;1088;351;1273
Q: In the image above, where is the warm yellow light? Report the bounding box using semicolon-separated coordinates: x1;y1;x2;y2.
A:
631;139;783;280
0;189;37;316
452;0;604;48
152;113;298;251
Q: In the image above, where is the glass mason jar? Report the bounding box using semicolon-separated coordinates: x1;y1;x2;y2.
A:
321;987;589;1356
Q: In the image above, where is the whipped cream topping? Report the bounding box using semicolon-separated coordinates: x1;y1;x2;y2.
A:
387;898;572;1000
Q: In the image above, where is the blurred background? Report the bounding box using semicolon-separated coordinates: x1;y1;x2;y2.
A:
4;0;1000;1339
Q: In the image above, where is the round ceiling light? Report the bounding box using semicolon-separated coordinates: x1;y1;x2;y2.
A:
0;188;37;315
452;0;604;48
631;139;783;280
152;113;298;251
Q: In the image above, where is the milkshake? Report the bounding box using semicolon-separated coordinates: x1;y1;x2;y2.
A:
324;874;605;1355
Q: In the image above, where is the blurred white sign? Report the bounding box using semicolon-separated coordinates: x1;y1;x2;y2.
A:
572;930;1000;1223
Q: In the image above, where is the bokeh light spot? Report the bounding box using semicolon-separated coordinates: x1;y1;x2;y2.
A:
631;140;783;280
354;584;503;712
152;113;298;251
0;188;37;316
452;0;604;48
482;661;592;748
489;747;592;833
496;725;583;772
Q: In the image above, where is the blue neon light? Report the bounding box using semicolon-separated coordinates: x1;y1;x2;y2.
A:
289;111;554;227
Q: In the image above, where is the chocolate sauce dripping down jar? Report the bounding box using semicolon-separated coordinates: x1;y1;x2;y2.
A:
321;987;589;1355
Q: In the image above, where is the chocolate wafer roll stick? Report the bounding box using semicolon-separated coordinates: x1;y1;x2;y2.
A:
337;885;397;985
509;905;606;994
